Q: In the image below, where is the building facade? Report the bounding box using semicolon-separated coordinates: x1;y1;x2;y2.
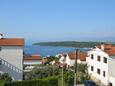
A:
87;44;115;86
0;34;24;80
59;51;87;67
24;54;43;65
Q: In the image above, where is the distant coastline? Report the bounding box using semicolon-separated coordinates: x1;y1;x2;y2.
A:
33;41;115;48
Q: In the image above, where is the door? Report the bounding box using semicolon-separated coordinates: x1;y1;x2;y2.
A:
109;83;112;86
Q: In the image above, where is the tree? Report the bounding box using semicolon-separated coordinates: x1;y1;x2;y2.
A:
64;63;90;85
64;70;74;86
0;73;12;81
24;65;59;80
44;56;59;65
77;63;88;73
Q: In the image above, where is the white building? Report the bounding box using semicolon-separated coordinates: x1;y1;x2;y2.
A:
0;34;24;80
24;54;43;65
87;44;115;86
59;51;87;67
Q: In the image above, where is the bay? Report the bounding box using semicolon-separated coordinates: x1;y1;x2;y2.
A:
24;45;90;57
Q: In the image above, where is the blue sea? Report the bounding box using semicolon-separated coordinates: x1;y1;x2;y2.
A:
24;45;90;57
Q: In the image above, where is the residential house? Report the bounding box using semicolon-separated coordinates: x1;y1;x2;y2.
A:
24;54;43;72
0;34;24;80
24;54;43;65
59;51;87;67
86;44;115;86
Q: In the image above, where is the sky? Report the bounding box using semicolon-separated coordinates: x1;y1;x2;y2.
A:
0;0;115;44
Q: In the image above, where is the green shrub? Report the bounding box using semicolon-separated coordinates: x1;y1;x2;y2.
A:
0;80;4;86
0;73;12;82
4;77;58;86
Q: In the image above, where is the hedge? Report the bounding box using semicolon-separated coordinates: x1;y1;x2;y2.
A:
4;77;58;86
0;80;4;86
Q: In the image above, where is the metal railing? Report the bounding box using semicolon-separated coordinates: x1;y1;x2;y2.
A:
0;58;23;73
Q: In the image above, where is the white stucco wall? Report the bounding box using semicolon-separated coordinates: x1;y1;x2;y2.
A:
0;46;23;80
87;48;109;85
109;77;115;86
59;55;86;67
66;55;71;66
77;59;87;64
108;58;115;85
0;46;23;70
24;60;42;65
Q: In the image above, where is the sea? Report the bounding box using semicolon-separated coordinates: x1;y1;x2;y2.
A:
24;45;90;57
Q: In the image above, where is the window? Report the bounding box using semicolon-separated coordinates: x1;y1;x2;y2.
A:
91;54;94;59
104;57;107;63
91;66;94;71
97;68;100;74
0;60;1;65
103;71;106;77
97;56;101;61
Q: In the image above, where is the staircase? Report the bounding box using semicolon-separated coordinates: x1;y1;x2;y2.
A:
0;58;23;80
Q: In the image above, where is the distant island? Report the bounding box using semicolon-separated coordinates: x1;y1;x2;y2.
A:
33;41;115;48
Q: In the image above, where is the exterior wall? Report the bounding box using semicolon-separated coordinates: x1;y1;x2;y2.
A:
59;56;66;63
24;60;42;65
59;55;86;67
77;59;87;64
65;55;71;66
109;77;115;86
87;48;109;85
0;46;23;80
70;59;75;66
108;58;115;78
108;58;115;85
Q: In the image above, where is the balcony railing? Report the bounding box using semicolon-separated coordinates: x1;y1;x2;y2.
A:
0;58;23;73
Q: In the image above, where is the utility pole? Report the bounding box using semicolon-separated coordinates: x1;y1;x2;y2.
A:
62;63;64;86
62;55;66;86
74;49;78;86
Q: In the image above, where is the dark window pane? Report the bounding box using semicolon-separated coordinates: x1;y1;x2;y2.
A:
97;56;101;61
104;57;107;63
91;54;94;59
103;71;106;77
91;66;94;71
97;68;100;74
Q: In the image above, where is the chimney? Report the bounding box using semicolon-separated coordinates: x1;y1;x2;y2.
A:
0;33;3;39
101;43;105;50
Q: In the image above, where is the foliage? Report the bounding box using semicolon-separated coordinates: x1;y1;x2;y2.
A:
4;77;58;86
24;64;90;86
0;80;4;86
64;70;74;86
77;63;88;73
33;41;111;48
24;65;59;80
64;64;90;85
77;72;90;84
44;56;59;65
0;73;12;82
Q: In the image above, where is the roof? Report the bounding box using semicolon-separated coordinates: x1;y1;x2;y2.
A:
68;51;87;61
24;54;42;60
97;44;115;56
0;38;24;46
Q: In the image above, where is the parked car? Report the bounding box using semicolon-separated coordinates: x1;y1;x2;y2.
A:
84;80;96;86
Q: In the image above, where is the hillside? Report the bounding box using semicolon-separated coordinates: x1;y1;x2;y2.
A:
33;41;113;48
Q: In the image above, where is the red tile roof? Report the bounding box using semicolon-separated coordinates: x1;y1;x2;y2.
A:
68;51;87;61
0;38;24;46
24;54;42;60
97;44;115;56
